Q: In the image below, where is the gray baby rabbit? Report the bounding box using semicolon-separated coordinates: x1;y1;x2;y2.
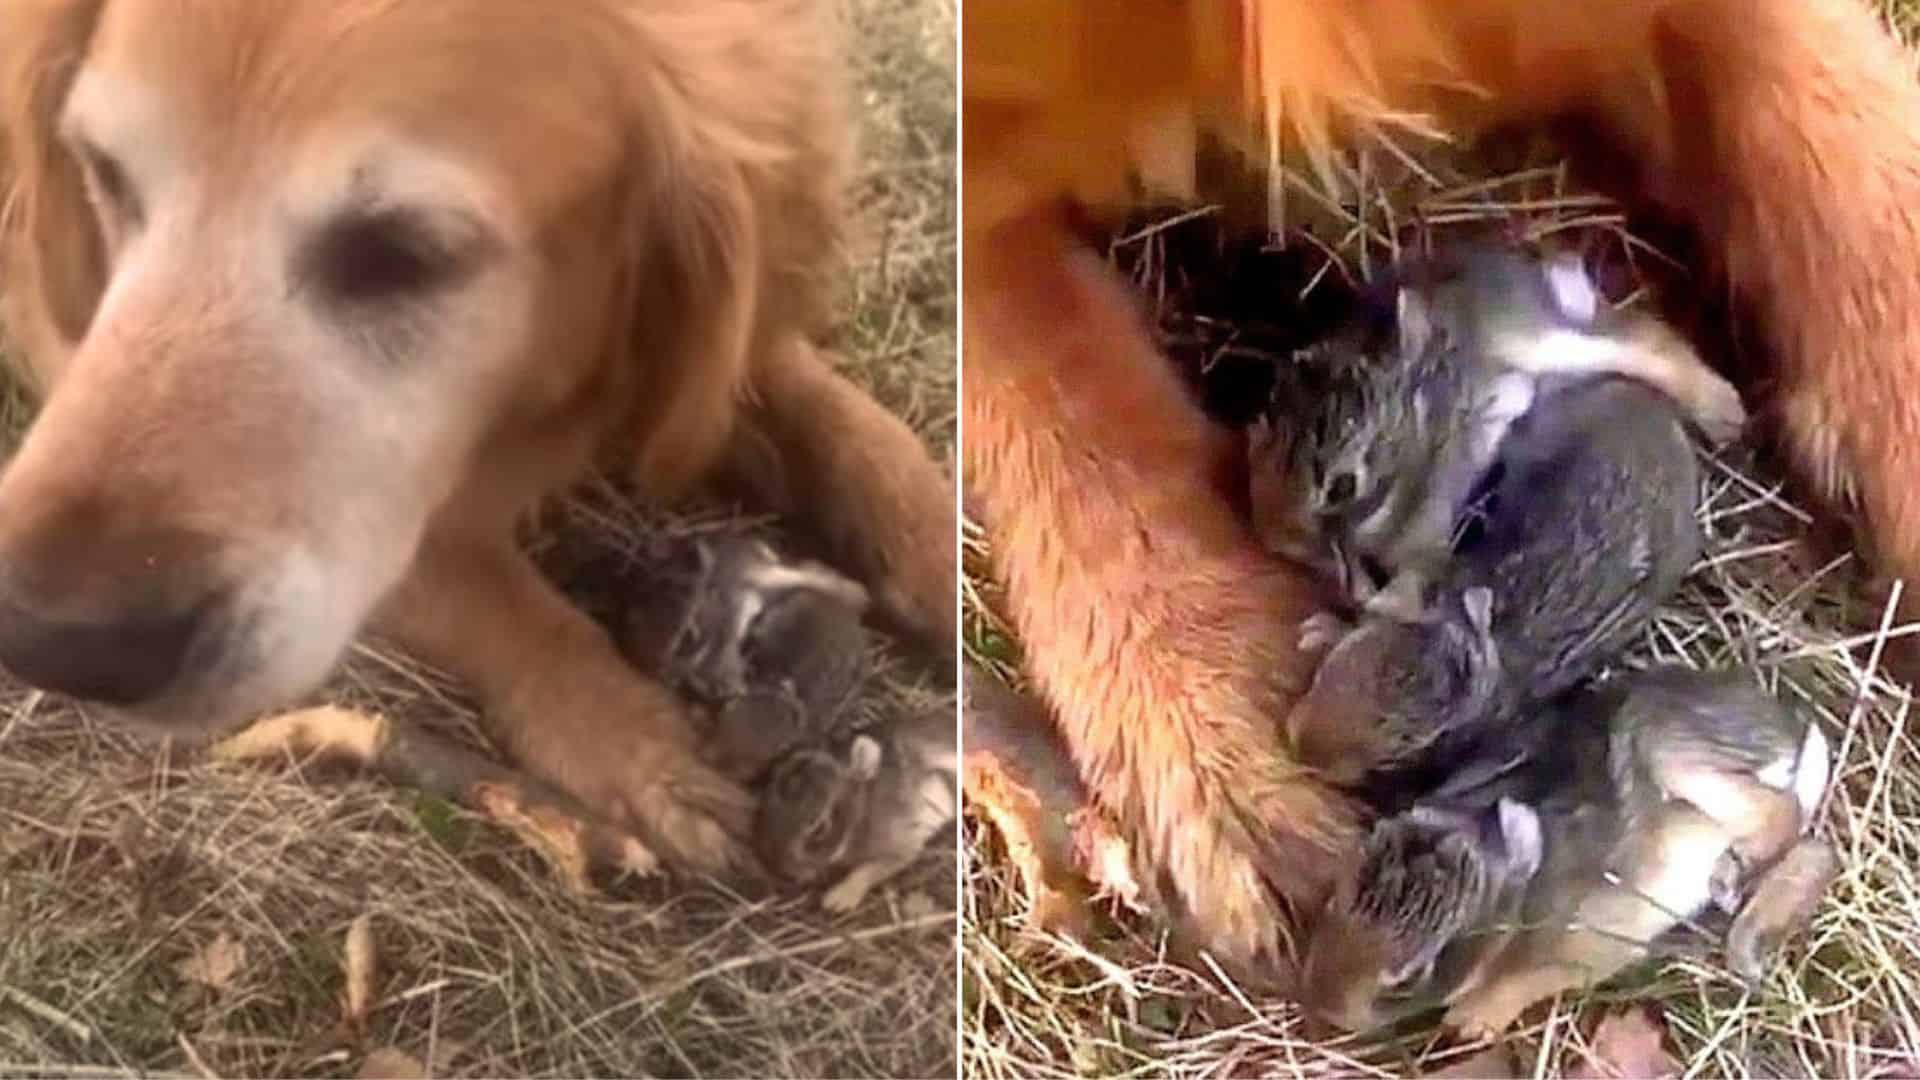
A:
624;534;873;781
1253;245;1742;622
651;535;871;704
1302;667;1834;1038
1289;375;1702;788
755;704;958;912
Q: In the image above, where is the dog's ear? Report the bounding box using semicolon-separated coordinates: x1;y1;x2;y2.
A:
607;2;843;500
617;138;761;499
1;0;109;384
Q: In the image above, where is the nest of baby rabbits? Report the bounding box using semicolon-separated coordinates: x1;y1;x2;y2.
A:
962;132;1920;1079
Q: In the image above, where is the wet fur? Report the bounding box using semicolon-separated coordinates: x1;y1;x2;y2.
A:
0;0;956;876
964;0;1920;983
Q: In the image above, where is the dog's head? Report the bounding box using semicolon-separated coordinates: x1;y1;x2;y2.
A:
0;0;840;735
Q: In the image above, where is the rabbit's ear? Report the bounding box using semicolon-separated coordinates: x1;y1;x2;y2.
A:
847;735;884;780
1460;587;1494;635
1543;252;1599;324
1396;286;1435;356
693;538;720;576
1493;798;1544;881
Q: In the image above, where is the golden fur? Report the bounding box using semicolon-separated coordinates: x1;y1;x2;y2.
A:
0;0;955;874
964;0;1920;988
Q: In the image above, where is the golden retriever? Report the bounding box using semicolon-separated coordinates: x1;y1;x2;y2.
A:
0;0;955;876
964;0;1920;989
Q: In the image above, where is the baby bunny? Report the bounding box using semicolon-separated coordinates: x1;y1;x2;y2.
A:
1252;244;1741;622
648;535;871;704
755;704;958;912
1302;667;1834;1038
623;534;873;782
1289;375;1702;790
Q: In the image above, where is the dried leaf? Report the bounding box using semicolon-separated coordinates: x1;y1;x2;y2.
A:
344;914;377;1027
356;1047;428;1080
1426;1045;1520;1078
176;932;246;992
1571;1006;1680;1080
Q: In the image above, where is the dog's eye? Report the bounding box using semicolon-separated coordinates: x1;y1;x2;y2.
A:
75;142;141;225
305;209;464;305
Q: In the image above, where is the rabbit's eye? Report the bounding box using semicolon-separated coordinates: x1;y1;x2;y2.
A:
1313;410;1339;444
1357;555;1389;590
776;769;811;800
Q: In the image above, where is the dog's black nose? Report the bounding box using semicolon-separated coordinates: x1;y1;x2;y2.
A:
0;585;208;705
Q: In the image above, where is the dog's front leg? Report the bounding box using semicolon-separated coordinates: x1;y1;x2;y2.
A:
374;525;755;877
718;336;957;651
962;665;1106;939
1595;0;1920;627
963;205;1361;987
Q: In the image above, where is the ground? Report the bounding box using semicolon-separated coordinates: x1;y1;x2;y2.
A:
0;0;956;1077
961;4;1920;1077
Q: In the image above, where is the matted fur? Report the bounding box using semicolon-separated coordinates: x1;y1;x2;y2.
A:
963;0;1920;987
0;0;955;875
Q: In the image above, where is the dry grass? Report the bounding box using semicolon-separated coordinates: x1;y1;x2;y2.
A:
0;0;957;1076
960;29;1920;1080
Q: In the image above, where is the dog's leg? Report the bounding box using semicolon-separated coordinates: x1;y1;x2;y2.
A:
375;528;755;877
719;336;957;650
1600;0;1920;613
964;205;1360;986
962;666;1106;939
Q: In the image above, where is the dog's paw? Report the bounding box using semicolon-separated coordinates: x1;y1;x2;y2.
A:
638;759;760;876
1173;871;1288;985
526;722;758;881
